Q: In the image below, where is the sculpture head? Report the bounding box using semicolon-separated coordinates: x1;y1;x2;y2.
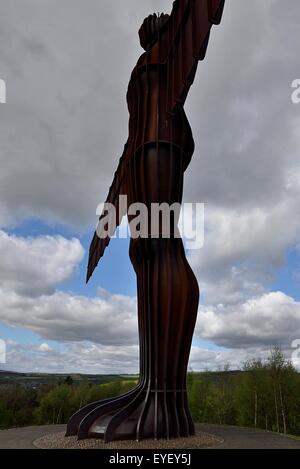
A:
139;13;169;51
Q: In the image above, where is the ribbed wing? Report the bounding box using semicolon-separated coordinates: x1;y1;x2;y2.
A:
164;0;225;114
86;143;129;283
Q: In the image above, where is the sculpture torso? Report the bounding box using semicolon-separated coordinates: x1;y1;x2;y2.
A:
126;46;195;171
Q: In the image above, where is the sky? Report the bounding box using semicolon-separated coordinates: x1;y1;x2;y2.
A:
0;0;300;374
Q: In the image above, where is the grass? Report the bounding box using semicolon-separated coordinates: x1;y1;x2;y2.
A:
286;433;300;441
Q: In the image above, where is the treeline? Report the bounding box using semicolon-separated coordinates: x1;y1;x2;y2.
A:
0;348;299;435
0;380;136;429
188;348;300;436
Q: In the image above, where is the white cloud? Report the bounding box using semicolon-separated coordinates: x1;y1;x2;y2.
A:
188;196;300;306
0;287;138;346
189;346;273;372
0;230;84;297
196;292;300;349
2;341;140;375
38;343;52;353
2;341;297;375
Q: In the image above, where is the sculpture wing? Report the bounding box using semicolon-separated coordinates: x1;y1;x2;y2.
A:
162;0;225;114
86;143;129;283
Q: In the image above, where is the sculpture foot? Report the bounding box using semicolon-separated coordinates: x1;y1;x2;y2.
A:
65;384;141;437
74;388;194;442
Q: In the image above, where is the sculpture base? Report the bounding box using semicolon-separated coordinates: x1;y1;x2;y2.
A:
66;386;195;442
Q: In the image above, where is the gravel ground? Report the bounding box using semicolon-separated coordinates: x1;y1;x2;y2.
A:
34;431;222;449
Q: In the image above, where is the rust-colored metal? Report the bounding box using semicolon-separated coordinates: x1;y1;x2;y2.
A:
66;0;225;442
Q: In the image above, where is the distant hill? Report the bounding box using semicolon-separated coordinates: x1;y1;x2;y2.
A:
189;369;245;382
0;369;247;388
0;370;138;387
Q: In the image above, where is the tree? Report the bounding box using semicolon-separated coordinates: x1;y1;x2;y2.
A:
64;376;74;386
267;347;298;434
35;384;72;424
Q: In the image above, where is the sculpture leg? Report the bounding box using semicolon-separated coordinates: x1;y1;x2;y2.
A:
126;236;199;441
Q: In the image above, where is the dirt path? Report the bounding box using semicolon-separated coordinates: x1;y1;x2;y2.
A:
0;424;65;449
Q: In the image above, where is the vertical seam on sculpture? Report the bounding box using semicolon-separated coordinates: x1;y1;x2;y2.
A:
153;22;161;441
133;60;142;205
136;44;151;440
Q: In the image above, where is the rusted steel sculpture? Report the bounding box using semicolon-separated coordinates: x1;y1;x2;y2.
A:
66;0;225;441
